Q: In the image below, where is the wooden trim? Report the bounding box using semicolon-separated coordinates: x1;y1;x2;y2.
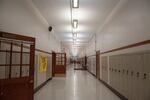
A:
96;50;100;79
35;49;52;54
87;54;96;58
0;64;30;66
20;44;23;77
99;79;128;100
9;43;13;78
34;77;52;93
101;40;150;54
0;50;29;54
74;68;86;70
87;69;96;77
0;31;35;42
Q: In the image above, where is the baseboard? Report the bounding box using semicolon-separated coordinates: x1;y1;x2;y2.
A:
87;70;96;77
99;79;128;100
34;77;52;93
74;68;86;70
87;70;128;100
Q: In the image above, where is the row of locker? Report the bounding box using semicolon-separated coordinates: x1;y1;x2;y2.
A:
87;56;96;75
101;52;150;100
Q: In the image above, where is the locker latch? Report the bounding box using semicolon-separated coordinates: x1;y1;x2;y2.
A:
126;70;129;75
131;71;134;76
143;73;146;79
136;72;140;77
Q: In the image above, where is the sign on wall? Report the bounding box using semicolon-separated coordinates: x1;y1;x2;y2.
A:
39;54;47;72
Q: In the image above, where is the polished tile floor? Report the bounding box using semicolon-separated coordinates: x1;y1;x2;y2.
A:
34;64;121;100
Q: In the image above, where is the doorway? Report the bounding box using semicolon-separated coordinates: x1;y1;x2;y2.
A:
52;52;66;77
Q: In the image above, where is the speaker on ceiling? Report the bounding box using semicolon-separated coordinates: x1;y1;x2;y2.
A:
48;26;52;32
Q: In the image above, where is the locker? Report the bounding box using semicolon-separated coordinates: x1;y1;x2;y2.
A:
118;55;123;94
123;55;130;98
143;53;150;100
121;55;126;96
131;54;143;100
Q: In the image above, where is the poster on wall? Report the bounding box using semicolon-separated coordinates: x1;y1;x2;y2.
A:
39;54;47;72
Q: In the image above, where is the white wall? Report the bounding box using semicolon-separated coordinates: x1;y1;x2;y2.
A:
0;0;60;89
0;0;61;52
97;0;150;52
81;0;150;56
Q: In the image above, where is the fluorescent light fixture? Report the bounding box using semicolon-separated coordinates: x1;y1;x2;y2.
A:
73;33;77;39
72;0;79;8
73;20;78;28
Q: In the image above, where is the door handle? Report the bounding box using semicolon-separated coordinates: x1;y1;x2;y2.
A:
29;80;33;83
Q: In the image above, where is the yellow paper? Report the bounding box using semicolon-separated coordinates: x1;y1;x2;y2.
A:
39;54;47;72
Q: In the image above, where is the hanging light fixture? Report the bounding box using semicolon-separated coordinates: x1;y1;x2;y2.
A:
73;20;78;28
72;0;79;8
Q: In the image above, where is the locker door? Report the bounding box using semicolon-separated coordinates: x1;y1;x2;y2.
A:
121;55;126;96
143;53;150;100
123;55;130;98
132;54;143;100
109;56;112;86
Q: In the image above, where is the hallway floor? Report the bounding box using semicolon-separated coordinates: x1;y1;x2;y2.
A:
34;64;120;100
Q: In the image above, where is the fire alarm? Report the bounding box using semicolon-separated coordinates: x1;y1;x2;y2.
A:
48;26;52;32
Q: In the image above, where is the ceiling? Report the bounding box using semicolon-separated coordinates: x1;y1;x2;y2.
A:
32;0;120;55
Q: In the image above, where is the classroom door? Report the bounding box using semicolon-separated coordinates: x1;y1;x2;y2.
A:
0;32;35;100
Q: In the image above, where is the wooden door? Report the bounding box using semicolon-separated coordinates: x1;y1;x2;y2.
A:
96;51;100;79
52;53;66;76
0;32;35;100
52;52;56;77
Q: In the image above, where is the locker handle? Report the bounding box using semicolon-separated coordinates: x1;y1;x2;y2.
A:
126;70;128;75
136;72;139;77
131;71;134;76
123;69;125;74
143;73;146;79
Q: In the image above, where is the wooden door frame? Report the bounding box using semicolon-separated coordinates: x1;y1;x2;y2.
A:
96;50;100;79
52;51;56;77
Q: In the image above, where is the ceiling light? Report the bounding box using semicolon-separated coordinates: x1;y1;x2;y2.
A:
72;0;79;8
73;33;77;39
73;20;78;28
